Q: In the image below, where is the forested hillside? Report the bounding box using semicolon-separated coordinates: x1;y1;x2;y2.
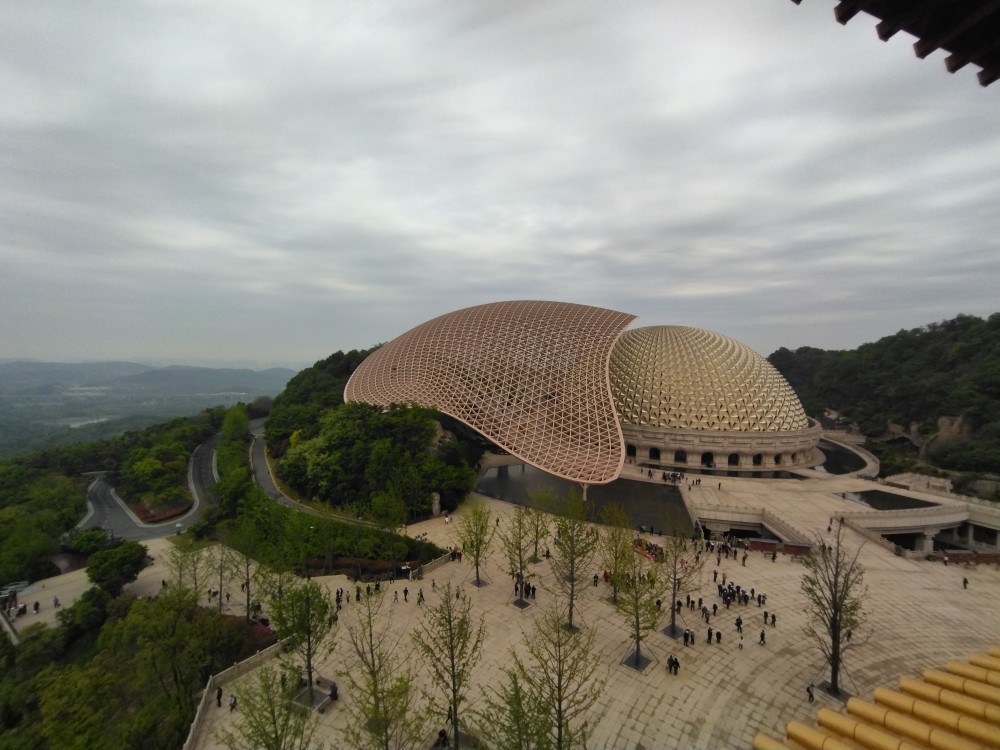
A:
768;313;1000;474
264;347;378;457
265;348;479;517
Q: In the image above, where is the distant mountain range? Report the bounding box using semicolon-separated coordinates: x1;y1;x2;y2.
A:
0;360;297;459
0;361;296;397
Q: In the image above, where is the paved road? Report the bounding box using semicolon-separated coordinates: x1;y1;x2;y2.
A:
78;434;220;541
249;420;293;507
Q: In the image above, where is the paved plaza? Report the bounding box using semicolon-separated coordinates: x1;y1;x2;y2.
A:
12;474;1000;749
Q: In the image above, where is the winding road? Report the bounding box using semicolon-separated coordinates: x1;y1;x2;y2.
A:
78;434;220;541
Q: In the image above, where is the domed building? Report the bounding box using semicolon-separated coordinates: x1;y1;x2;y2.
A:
610;326;822;472
344;300;821;486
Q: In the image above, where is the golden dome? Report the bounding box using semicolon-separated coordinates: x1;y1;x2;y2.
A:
609;326;808;432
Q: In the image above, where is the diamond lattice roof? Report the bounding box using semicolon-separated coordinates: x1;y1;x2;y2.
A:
344;300;636;484
609;326;809;432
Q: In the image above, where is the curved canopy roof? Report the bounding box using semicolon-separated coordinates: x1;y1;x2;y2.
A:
344;300;636;484
609;326;809;432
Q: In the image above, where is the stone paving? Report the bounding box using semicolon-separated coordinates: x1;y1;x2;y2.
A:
12;475;999;749
188;475;1000;750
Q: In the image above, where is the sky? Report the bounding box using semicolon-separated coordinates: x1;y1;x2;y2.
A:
2;1;998;371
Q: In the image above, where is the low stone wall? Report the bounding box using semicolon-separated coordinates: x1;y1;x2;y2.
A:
843;518;897;554
415;552;453;578
182;638;289;750
745;539;812;557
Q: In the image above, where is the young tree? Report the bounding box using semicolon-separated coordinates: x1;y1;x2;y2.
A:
220;524;273;623
164;536;214;600
473;670;540;750
525;488;554;563
659;534;704;638
496;505;534;607
801;525;870;696
411;583;486;749
216;665;322;750
615;548;669;669
455;497;496;586
478;604;605;750
342;590;426;750
270;578;336;705
549;490;599;630
598;504;633;605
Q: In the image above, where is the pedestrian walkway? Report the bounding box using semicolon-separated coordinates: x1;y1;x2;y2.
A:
189;482;1000;750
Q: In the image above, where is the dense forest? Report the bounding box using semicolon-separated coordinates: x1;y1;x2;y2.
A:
264;347;378;458
0;410;224;585
266;348;480;518
1;403;446;750
769;313;1000;476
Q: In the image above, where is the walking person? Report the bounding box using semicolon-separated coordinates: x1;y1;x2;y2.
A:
807;684;815;703
216;686;223;708
759;629;766;646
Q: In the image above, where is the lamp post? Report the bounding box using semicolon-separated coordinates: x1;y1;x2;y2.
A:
305;525;315;705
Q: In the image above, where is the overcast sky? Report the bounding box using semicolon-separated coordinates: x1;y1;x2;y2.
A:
2;1;998;371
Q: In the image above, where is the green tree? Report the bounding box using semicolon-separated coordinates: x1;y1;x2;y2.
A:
216;665;322;750
342;590;426;750
614;547;669;669
496;506;534;607
93;588;225;745
411;583;486;749
370;489;409;577
455;498;496;586
222;404;251;444
801;525;870;696
549;490;599;631
526;489;554;563
473;670;540;750
164;536;214;600
659;534;704;638
479;604;605;750
270;578;336;705
598;504;633;605
87;541;148;596
37;660;120;750
220;523;275;622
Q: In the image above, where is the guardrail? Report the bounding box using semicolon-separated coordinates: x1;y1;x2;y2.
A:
182;637;289;750
689;504;812;544
761;509;812;543
842;517;897;554
415;552;453;579
0;608;18;647
843;504;969;532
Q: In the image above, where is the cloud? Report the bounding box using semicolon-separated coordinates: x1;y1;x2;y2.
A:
0;0;998;368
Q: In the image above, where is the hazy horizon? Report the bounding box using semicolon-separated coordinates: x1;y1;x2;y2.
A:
3;1;998;368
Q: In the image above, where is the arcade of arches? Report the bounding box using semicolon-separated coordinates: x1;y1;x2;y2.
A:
623;419;823;472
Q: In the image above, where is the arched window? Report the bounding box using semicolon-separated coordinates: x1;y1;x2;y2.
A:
727;453;739;466
752;454;763;466
674;450;687;464
701;452;714;468
649;447;661;461
626;444;636;458
774;453;783;465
